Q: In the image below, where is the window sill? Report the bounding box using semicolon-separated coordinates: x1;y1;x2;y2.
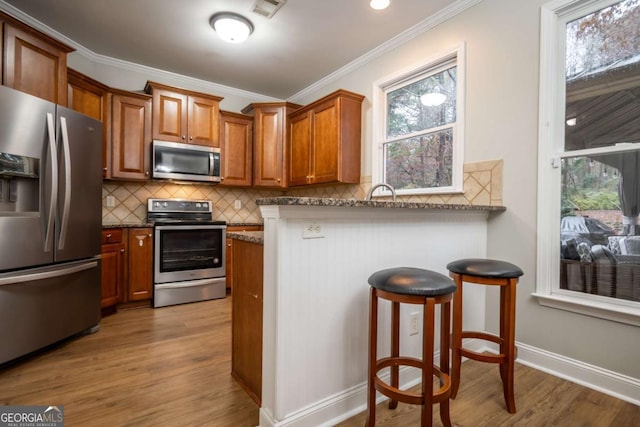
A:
533;292;640;327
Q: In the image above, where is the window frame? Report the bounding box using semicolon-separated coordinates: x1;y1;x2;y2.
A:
371;43;465;196
535;0;640;326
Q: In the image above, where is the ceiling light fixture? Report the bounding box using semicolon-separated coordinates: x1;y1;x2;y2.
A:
420;92;447;107
370;0;390;10
210;12;254;43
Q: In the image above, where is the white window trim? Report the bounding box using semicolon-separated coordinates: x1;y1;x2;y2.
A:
535;0;640;326
371;43;465;197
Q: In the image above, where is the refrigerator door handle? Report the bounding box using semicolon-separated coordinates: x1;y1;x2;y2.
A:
0;260;98;287
44;112;58;253
58;116;72;250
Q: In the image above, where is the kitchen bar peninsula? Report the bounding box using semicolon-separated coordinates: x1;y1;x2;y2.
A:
256;197;504;427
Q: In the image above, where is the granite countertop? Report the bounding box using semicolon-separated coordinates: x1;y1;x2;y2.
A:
255;196;506;212
227;231;264;244
103;223;153;229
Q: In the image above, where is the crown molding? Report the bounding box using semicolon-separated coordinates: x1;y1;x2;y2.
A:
287;0;484;102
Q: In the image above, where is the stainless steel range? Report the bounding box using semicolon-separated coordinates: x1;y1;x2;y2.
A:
148;198;226;308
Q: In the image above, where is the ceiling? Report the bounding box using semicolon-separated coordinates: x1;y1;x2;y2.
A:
0;0;459;99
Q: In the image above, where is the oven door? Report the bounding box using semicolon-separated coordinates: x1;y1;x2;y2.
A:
154;224;226;284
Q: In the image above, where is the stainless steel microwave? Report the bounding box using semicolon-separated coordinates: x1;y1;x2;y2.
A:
152;140;221;183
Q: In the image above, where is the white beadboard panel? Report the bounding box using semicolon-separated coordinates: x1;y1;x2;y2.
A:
260;205;490;424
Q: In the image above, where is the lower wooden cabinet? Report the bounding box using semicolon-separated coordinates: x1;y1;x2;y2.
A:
225;225;263;292
101;227;154;315
231;238;264;405
127;228;154;301
101;229;125;313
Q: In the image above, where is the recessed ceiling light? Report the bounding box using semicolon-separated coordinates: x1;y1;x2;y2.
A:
210;12;254;44
370;0;390;10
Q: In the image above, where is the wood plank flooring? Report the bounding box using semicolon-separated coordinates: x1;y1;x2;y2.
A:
0;297;259;427
337;359;640;427
1;296;638;426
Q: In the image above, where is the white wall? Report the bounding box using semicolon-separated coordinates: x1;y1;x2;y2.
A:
288;0;640;383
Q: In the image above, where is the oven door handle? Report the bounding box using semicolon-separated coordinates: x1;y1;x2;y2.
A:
154;277;226;290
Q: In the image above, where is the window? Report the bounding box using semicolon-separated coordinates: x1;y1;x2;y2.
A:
537;0;640;325
372;45;465;195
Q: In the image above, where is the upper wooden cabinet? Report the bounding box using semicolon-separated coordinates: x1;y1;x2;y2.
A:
67;69;111;177
110;89;152;181
219;110;253;187
288;90;364;186
241;102;301;188
144;81;223;147
1;13;73;105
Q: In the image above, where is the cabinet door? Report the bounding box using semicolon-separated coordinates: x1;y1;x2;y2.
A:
253;106;286;187
288;112;312;186
3;22;70;105
189;95;220;147
101;242;125;309
231;239;263;404
310;100;340;184
67;69;110;178
220;111;253;187
128;228;153;301
152;89;188;143
111;93;152;180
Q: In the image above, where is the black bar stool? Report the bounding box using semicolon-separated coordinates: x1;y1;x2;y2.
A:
366;267;457;427
446;258;523;413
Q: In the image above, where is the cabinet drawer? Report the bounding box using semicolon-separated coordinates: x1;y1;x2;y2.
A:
102;229;123;244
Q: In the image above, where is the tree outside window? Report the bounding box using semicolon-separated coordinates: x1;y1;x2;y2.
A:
373;47;464;196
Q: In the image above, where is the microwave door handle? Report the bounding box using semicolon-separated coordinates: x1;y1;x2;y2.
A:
44;112;57;253
209;152;214;175
57;116;72;250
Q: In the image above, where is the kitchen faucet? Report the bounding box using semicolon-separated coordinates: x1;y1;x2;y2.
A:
365;183;396;201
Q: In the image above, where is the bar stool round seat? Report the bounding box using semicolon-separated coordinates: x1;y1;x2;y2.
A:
366;267;457;427
446;258;523;414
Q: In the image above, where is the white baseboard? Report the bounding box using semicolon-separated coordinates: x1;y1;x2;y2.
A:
513;341;640;406
258;339;640;427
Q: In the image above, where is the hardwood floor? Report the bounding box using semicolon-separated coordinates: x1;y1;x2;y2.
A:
337;360;640;427
0;297;259;427
1;296;638;426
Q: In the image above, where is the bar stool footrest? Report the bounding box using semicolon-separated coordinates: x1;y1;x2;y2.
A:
374;356;451;405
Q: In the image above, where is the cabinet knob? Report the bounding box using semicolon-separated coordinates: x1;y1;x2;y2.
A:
182;135;186;140
106;233;112;239
277;178;281;183
249;292;259;299
120;249;125;253
227;243;232;247
189;136;193;140
145;171;150;176
148;233;152;238
103;167;108;172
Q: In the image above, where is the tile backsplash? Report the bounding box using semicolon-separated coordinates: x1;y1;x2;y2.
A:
102;159;502;225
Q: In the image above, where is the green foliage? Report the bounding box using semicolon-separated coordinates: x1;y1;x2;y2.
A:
567;190;620;210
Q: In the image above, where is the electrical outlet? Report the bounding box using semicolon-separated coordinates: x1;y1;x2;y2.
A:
234;199;242;209
302;222;324;239
409;312;419;336
105;195;115;207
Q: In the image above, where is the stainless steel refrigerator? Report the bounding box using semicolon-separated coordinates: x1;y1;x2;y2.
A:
0;85;102;365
